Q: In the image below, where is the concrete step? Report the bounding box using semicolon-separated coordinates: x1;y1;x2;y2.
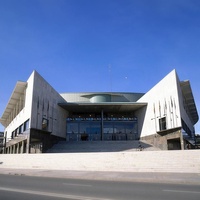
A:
47;140;161;153
0;150;200;173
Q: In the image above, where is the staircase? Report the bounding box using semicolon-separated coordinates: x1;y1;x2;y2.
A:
47;140;161;153
0;149;199;173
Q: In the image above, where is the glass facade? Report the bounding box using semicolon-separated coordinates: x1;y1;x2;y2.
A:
66;113;138;141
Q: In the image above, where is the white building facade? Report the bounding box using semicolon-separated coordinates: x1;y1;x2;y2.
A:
0;70;198;153
136;70;198;149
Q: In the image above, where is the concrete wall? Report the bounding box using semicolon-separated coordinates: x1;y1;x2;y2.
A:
136;70;182;138
141;129;183;150
30;71;67;138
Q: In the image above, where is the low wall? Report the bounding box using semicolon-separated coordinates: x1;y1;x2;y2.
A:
141;129;184;150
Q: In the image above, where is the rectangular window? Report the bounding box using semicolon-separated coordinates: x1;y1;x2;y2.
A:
159;117;166;131
79;122;90;134
103;121;113;134
24;119;30;131
19;124;23;134
42;118;48;130
113;122;125;134
90;122;101;134
15;128;19;137
11;131;14;139
67;122;79;134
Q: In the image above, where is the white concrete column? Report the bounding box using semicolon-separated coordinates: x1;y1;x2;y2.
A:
26;137;30;154
12;144;15;154
16;143;19;154
21;140;24;154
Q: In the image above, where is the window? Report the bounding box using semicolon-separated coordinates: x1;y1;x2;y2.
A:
11;131;14;139
67;122;79;134
159;117;166;131
42;118;48;130
113;122;125;134
79;122;90;134
15;128;18;137
19;124;23;134
24;119;30;131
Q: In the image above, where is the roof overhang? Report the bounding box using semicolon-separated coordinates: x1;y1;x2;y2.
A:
180;80;199;124
58;102;147;113
0;81;27;127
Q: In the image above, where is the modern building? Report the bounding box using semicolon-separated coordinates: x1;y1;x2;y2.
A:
0;69;199;153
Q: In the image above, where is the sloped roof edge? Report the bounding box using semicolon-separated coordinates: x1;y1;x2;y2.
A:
0;81;27;127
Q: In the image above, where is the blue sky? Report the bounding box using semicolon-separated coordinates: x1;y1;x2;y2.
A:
0;0;200;133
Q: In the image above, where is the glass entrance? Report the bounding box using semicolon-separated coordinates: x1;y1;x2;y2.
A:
66;113;138;141
103;121;137;140
67;121;101;141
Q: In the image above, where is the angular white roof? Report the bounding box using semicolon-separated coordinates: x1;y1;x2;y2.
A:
0;81;27;127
